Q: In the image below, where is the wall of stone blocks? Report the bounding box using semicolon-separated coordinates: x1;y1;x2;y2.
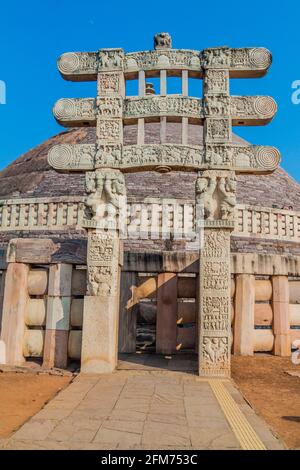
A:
1;254;300;370
233;275;300;356
0;262;87;368
0;270;6;334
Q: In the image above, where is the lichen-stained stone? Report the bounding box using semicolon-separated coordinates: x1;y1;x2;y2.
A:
253;329;274;352
0;340;6;364
0;263;29;365
272;275;291;356
43;329;69;369
68;330;82;360
81;295;119;374
71;269;87;296
234;274;255;355
70;298;84;328
48;264;72;297
28;269;48;296
25;299;47;326
46;297;71;331
23;330;45;357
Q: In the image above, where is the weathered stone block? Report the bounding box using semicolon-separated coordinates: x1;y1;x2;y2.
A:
177;325;196;350
28;269;48;296
274;334;291;357
119;272;138;353
0;271;6;332
71;268;87;296
253;329;274;352
81;295;119;373
70;299;84;328
289;281;300;304
0;340;6;364
23;330;45;357
43;329;69;369
46;297;71;331
48;264;72;297
234;274;255;356
254;303;273;326
289;304;300;326
272;276;289;335
177;301;196;324
25;299;47;326
68;330;82;360
255;280;272;302
0;263;29;365
156;273;177;354
177;276;196;299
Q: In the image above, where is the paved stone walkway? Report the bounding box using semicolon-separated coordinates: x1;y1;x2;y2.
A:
0;369;284;450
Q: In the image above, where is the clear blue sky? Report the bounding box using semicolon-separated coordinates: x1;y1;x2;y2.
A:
0;0;299;182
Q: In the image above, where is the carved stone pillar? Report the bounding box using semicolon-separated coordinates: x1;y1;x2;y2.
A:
81;227;124;373
81;54;126;373
196;171;236;376
197;50;235;377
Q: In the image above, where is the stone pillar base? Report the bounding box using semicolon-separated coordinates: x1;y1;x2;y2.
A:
81;295;119;374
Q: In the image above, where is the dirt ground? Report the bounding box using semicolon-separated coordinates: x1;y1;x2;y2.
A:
0;372;72;438
232;355;300;449
1;357;300;448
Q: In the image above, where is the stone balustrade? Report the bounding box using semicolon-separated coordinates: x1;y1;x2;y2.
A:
0;197;299;243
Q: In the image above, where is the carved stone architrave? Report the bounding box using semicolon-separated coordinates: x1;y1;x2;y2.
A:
57;47;272;81
52;95;277;126
48;143;280;173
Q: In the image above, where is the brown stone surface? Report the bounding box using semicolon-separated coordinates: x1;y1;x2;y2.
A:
177;277;196;298
255;280;272;302
119;272;138;353
43;330;69;369
156;273;177;354
0;372;71;438
254;303;273;326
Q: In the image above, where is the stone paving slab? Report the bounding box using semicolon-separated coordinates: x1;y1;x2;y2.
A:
2;370;285;450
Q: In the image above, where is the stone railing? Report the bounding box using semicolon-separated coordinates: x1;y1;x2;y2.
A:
0;197;86;231
235;205;300;241
0;196;299;242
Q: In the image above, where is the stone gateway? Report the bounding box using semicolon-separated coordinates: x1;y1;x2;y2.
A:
0;33;296;378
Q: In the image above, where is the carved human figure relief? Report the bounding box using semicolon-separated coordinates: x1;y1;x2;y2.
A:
85;169;126;228
196;171;236;221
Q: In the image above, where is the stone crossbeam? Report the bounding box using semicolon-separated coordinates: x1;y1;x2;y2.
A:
57;47;272;81
48;143;280;173
53;95;278;127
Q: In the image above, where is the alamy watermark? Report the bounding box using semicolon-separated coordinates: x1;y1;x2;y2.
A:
0;80;6;104
291;80;300;104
